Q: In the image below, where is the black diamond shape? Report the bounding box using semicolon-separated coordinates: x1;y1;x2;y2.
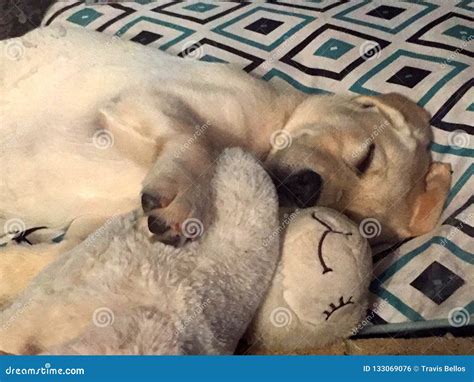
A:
387;66;431;89
130;31;162;45
280;24;390;80
366;5;406;20
244;18;284;35
410;261;465;305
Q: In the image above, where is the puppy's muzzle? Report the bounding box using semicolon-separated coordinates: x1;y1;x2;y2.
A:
276;169;323;208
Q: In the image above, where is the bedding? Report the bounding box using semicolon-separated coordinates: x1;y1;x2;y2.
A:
27;0;473;339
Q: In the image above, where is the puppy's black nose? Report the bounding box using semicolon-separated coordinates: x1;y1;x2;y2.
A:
141;193;161;213
278;169;323;208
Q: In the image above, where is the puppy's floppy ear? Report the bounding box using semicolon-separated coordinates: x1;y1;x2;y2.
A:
407;162;452;237
354;93;431;131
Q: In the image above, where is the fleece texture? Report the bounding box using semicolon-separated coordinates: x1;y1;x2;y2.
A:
0;149;279;355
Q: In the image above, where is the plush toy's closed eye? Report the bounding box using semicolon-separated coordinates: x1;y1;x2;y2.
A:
311;212;352;274
323;296;354;321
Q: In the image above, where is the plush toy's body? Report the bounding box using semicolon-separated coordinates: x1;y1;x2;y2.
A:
0;149;371;355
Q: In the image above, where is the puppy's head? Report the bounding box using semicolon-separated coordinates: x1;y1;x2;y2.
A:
266;93;447;244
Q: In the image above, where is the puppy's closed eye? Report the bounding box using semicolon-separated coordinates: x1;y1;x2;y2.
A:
359;102;376;110
355;143;375;175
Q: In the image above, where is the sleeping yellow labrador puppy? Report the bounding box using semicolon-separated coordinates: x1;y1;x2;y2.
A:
0;26;451;307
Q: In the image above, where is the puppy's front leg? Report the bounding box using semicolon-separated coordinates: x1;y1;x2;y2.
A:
141;134;216;246
99;88;218;246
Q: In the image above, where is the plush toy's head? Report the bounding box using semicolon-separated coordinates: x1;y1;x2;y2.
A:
247;207;372;352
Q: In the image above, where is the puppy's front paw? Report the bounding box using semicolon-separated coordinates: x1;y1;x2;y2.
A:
141;185;209;247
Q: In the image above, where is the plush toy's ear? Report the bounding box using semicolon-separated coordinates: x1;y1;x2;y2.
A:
408;162;452;237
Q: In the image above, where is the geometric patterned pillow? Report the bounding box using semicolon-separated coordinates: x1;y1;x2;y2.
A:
41;0;473;338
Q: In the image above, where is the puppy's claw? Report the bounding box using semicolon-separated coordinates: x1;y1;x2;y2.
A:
147;216;170;235
147;215;193;247
142;193;169;213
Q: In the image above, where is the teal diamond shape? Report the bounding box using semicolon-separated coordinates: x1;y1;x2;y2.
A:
200;55;227;63
314;38;354;60
183;2;219;13
443;24;474;40
67;8;103;26
467;103;474;112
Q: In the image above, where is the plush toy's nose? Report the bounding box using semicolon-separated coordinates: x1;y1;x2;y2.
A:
277;169;323;208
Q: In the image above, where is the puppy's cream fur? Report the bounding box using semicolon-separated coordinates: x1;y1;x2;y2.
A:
0;27;451;307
